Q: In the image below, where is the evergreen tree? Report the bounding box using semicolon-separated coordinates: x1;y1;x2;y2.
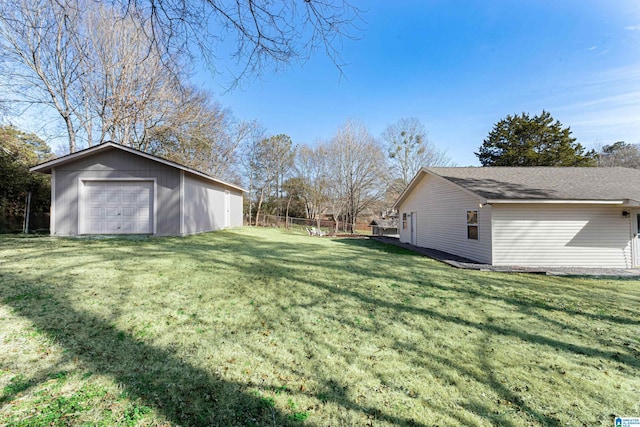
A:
476;111;596;167
0;126;52;231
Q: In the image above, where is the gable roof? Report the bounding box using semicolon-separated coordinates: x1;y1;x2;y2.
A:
30;141;245;192
394;167;640;208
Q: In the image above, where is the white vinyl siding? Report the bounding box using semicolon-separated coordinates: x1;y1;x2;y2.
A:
492;204;633;268
398;174;492;263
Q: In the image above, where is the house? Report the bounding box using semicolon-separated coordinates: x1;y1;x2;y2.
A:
30;142;244;237
393;167;640;268
369;218;398;236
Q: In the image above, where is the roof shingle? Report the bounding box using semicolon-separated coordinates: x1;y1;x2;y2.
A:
424;167;640;201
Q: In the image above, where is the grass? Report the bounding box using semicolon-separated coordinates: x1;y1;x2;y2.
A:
0;227;638;426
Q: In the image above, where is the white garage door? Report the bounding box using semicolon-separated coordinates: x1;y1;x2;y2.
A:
81;181;153;234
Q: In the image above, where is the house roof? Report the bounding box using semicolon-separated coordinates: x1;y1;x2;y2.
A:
30;141;245;192
369;218;397;228
394;167;640;208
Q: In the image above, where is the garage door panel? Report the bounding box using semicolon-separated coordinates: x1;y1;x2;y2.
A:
120;221;135;232
105;207;119;217
88;222;104;233
88;192;104;203
104;221;120;232
105;192;121;203
89;207;104;218
82;181;153;234
136;206;149;218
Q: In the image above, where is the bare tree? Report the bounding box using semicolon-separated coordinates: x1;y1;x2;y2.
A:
121;0;364;86
2;0;361;154
148;88;255;183
83;3;183;148
239;124;267;225
250;134;296;222
382;117;451;194
0;0;86;152
271;134;297;215
0;0;186;152
597;141;640;169
296;143;331;225
328;119;386;233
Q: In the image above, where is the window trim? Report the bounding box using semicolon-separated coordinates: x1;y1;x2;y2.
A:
467;210;478;240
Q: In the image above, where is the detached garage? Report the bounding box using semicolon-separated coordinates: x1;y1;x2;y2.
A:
30;141;244;237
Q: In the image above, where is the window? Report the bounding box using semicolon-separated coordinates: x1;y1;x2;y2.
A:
467;210;478;240
402;213;407;230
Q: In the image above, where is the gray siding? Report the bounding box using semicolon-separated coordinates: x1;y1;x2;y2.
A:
53;149;180;236
397;173;492;263
183;174;243;235
229;186;243;228
491;204;633;268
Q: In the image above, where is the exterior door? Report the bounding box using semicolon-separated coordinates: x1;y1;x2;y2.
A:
81;181;153;234
410;211;417;246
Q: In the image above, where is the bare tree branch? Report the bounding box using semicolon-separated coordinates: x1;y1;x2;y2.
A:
118;0;364;88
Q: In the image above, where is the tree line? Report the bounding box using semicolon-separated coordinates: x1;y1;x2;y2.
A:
0;116;450;232
0;0;449;233
243;118;450;232
1;1;638;232
3;109;640;233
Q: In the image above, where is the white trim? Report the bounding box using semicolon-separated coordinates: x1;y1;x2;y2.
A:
50;169;56;236
410;211;417;246
77;178;156;235
490;204;495;265
30;142;245;192
179;170;185;236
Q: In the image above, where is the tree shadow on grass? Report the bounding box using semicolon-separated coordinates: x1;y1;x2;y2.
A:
334;238;640;325
223;241;639;424
3;231;638;426
0;273;297;427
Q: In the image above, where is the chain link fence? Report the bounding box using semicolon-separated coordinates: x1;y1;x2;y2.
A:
246;214;372;235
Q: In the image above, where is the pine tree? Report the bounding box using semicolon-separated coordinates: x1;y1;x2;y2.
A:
476;111;596;167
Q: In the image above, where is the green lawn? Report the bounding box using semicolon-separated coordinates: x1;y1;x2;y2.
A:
0;228;639;426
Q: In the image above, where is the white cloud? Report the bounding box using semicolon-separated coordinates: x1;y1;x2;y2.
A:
625;25;640;30
539;65;640;145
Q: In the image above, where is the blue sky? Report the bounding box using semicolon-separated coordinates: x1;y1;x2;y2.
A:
205;0;640;166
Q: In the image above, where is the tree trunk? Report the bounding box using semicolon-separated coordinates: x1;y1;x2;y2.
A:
255;188;265;227
63;114;77;153
285;194;292;229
